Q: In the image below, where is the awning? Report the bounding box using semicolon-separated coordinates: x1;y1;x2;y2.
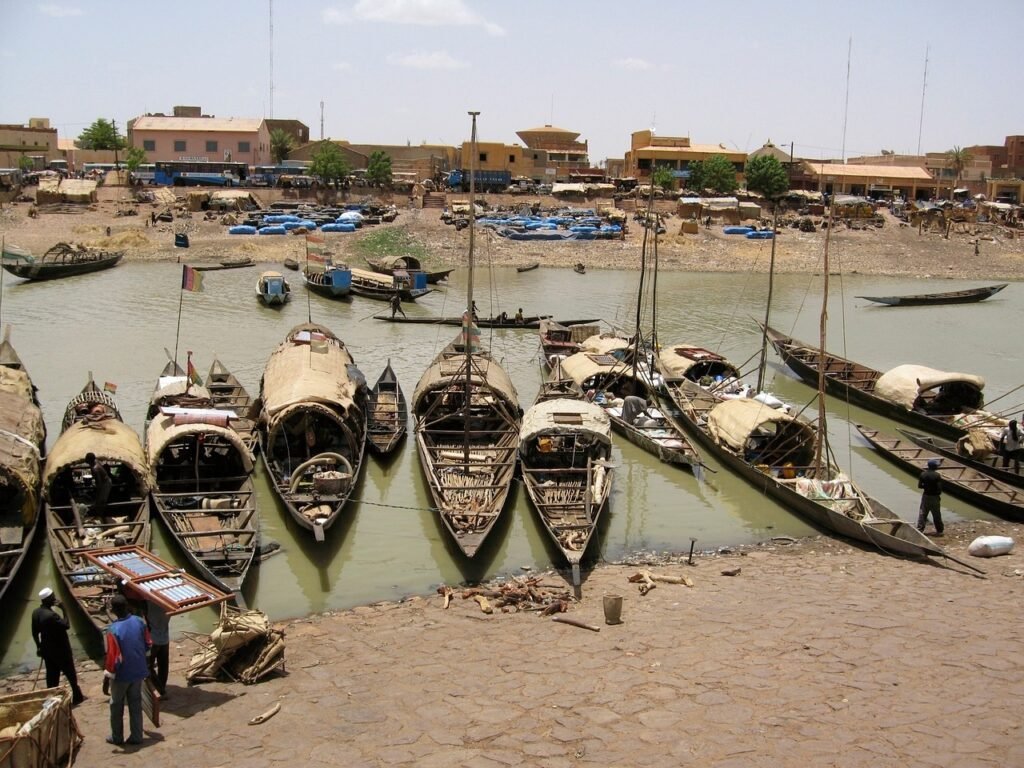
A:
82;546;231;615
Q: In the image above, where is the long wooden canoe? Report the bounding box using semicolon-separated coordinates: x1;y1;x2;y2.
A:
857;425;1024;521
43;378;152;633
2;242;123;281
659;377;955;561
764;325;997;441
856;283;1007;306
898;428;1024;489
375;315;601;330
0;328;46;605
206;358;258;453
366;361;407;456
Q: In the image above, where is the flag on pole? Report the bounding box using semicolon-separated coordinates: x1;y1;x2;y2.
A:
181;265;204;292
186;351;202;385
305;234;328;273
103;381;118;394
461;312;481;354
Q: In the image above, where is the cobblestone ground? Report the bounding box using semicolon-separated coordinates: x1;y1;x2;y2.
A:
6;520;1023;768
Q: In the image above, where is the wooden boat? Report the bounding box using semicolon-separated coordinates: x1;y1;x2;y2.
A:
412;114;521;558
764;325;999;441
144;362;259;595
374;314;601;330
538;318;601;371
194;257;255;272
0;328;46;605
364;256;453;284
1;242;123;281
856;283;1007;306
349;267;431;302
516;262;540;273
283;258;299;271
519;396;613;588
258;323;367;541
42;377;152;633
206;357;258;453
365;361;407;456
661;377;954;559
898;428;1024;488
256;271;292;306
574;263;586;274
303;264;352;299
561;351;700;469
856;425;1024;521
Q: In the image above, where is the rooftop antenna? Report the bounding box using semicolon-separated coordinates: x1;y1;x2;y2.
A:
268;0;274;118
916;44;929;155
841;36;851;162
320;100;324;140
549;93;553;125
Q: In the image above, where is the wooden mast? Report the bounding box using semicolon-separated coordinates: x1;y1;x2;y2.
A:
815;196;836;472
463;111;479;466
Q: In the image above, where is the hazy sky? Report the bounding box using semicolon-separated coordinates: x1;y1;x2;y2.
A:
2;0;1021;164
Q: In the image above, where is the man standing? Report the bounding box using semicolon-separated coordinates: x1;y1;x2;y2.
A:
146;600;170;697
389;292;406;319
103;595;151;747
86;452;112;518
31;587;86;704
917;458;944;535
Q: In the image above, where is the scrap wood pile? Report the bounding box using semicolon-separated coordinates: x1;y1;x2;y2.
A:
185;605;285;686
437;575;573;615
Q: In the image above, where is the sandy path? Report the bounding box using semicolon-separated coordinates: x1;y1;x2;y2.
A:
5;519;1023;767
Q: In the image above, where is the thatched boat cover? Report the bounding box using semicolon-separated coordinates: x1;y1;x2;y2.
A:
0;369;44;525
412;344;518;412
145;414;254;471
580;334;629;356
560;352;632;387
42;420;151;499
151;377;212;405
875;365;985;409
521;399;610;443
261;325;358;419
707;398;813;453
658;344;738;379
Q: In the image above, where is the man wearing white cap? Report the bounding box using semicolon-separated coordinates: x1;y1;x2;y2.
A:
31;587;86;704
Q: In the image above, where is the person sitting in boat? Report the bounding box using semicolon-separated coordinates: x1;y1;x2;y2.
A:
514;308;524;324
497;310;508;324
85;452;112;518
621;395;650;426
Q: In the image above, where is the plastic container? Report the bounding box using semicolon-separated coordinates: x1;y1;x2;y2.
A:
228;225;257;235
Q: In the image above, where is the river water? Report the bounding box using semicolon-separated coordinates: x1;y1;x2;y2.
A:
0;261;1019;673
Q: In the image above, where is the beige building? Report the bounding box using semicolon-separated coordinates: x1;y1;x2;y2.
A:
625;130;746;187
127;108;274;166
0;118;58;169
515;125;589;182
801;161;936;199
847;152;990;195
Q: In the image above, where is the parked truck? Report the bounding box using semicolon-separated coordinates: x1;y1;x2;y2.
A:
446;169;512;193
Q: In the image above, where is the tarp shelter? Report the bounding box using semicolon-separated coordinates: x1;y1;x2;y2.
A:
35;177;98;204
706;398;815;462
552;183;587;197
0;366;44;527
658;344;740;382
874;365;985;411
412;340;518;414
520;399;611;445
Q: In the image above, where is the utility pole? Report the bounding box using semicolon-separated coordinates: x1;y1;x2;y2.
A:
112;119;120;168
916;44;929;156
269;0;275;118
320;100;324;141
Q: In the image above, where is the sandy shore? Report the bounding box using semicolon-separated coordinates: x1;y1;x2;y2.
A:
2;189;1022;279
4;519;1023;767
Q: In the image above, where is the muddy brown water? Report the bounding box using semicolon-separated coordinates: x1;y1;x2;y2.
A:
1;262;1019;673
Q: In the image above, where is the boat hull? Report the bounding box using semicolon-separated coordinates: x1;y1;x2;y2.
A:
857;283;1007;306
2;253;122;281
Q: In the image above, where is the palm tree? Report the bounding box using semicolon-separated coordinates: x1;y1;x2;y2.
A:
945;146;972;199
270;129;294;165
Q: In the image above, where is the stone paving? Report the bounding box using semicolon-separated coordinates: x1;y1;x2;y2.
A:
6;520;1024;767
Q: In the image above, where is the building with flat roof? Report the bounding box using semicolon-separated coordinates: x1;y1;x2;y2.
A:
801;161;936;199
127;108;291;166
847;152;990;195
624;130;746;187
515;124;590;181
0;118;58;169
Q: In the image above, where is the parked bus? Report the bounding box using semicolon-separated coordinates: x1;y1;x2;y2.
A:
251;163;311;187
131;163;156;184
153;161;248;187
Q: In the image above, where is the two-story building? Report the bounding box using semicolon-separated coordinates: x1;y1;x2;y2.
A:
127;106;276;166
515;125;590;182
0;118;58;169
624;130;747;188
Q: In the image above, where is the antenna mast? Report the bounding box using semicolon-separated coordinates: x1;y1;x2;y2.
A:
916;44;929;155
320;100;325;140
841;37;851;162
268;0;274;118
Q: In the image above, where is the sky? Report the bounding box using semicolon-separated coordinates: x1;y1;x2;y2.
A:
2;0;1022;165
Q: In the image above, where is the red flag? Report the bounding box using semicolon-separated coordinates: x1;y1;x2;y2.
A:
186;352;202;385
103;381;118;394
181;265;204;292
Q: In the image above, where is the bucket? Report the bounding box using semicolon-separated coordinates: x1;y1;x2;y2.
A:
603;594;623;625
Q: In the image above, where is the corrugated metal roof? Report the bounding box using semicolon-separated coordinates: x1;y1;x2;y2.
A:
132;116;264;133
805;162;933;180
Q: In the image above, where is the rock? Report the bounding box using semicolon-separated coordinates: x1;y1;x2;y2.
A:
721;567;742;577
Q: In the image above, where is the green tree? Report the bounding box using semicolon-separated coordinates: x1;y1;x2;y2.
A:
78;118;125;151
651;165;675;192
685;160;705;193
700;154;739;195
945;145;972;198
366;151;393;187
744;155;789;201
309;142;351;188
270;129;294;165
17;155;33;173
124;146;147;173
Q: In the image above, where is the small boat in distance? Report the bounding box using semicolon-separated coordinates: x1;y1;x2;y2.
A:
303;263;353;299
194;257;255;272
2;242;123;281
349;267;431;302
517;262;540;273
374;314;601;330
856;283;1007;306
365;361;407;456
574;263;586;274
283;258;299;271
256;271;292;306
364;256;453;284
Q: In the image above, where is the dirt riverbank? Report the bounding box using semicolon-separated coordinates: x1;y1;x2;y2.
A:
3;519;1023;767
1;190;1022;280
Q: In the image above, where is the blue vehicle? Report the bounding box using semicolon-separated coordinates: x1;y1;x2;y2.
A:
154;161;248;187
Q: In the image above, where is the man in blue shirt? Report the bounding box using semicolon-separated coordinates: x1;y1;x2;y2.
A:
102;595;151;746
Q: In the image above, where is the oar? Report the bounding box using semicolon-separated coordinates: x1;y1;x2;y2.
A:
941;550;986;576
356;308;384;323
